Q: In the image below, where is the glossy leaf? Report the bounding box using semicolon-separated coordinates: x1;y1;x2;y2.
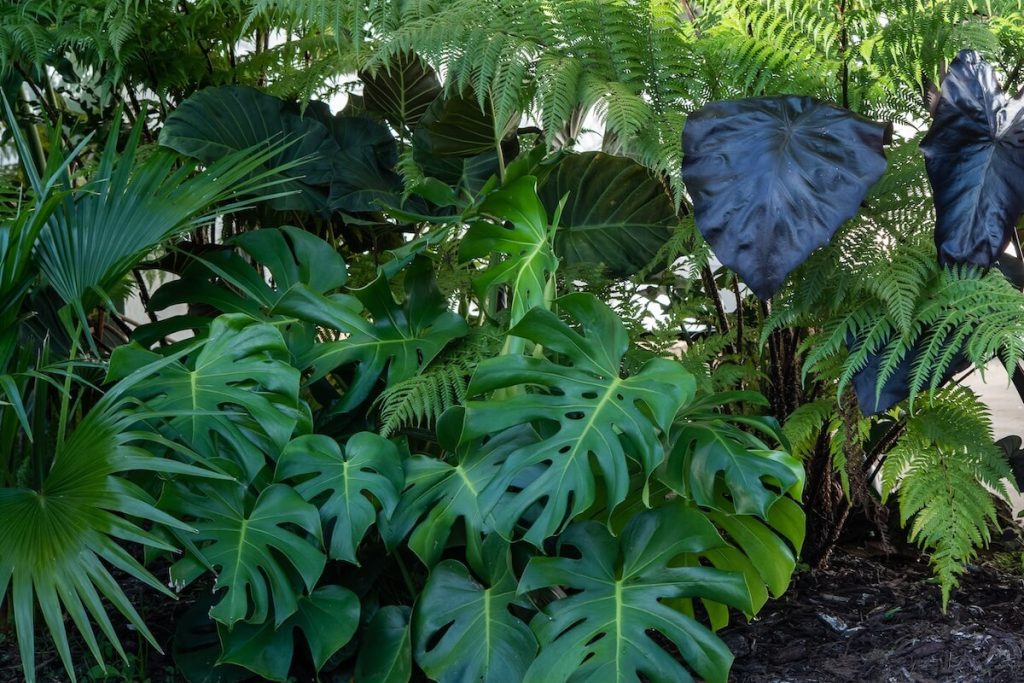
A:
681;96;890;298
275;432;405;563
324;114;404;213
920;50;1024;266
362;52;442;132
110;315;301;481
277;257;469;413
538;152;676;276
460;293;695;545
217;585;359;681
414;538;537;682
519;503;752;683
163;482;326;627
355;606;413;683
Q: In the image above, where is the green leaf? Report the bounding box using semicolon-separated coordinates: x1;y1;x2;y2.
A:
278;257;469;413
384;423;539;567
163;482;326;627
460;175;557;325
275;432;405;563
355;606;413;683
361;52;442;133
414;538;537;682
110;315;301;481
414;92;513;158
538;152;677;277
519;504;753;683
217;585;360;681
171;598;250;683
460;294;695;544
323;114;405;213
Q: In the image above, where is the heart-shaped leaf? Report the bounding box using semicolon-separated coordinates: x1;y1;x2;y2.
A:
519;503;752;683
459;293;695;545
275;432;405;563
414;538;537;682
682;96;890;298
361;52;442;133
538;152;676;277
217;585;359;681
355;606;413;683
920;50;1024;266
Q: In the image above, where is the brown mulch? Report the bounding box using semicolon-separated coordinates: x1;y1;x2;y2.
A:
724;548;1024;683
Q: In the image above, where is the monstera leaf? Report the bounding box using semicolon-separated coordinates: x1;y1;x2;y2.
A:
460;175;557;325
681;96;890;298
111;315;301;480
217;585;359;681
275;433;404;563
519;503;752;683
361;52;442;132
277;257;469;413
457;294;695;545
163;482;326;627
538;152;676;277
355;606;413;683
160;86;339;213
920;50;1024;267
414;537;537;682
384;424;540;567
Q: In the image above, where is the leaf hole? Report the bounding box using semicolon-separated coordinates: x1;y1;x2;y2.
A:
581;390;598;399
565;411;585;420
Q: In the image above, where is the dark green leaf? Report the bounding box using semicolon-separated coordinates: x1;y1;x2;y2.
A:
361;52;442;132
355;606;413;683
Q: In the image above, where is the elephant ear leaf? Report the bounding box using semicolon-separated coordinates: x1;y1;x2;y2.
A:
519;503;752;683
275;432;404;564
459;293;695;545
361;52;442;133
920;49;1024;267
414;537;537;682
681;96;890;298
538;152;677;277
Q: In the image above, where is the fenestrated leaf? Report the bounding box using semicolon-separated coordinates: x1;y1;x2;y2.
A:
383;424;540;567
217;585;359;681
277;257;469;413
414;537;537;682
362;52;442;132
110;315;301;481
275;432;405;563
159;86;340;213
460;175;557;325
920;50;1024;267
519;503;752;683
162;482;326;628
538;152;676;277
459;293;695;545
355;606;413;683
681;96;890;298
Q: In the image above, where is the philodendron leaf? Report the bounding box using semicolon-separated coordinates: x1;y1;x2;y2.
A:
414;538;537;682
355;606;413;683
163;482;326;627
383;424;540;567
361;52;442;133
217;585;359;681
275;432;405;563
538;152;677;277
277;257;469;413
460;175;557;325
110;315;301;481
681;96;890;298
519;503;752;683
920;50;1024;267
459;293;695;545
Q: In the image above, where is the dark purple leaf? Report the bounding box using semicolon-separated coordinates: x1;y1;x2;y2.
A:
682;96;890;299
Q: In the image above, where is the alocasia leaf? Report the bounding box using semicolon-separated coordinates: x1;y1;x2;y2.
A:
277;257;469;413
538;152;677;277
163;482;326;627
275;432;405;563
355;606;413;683
217;585;359;681
383;424;540;567
921;50;1024;266
324;115;404;213
110;315;301;481
681;96;890;298
458;293;695;545
361;52;442;133
414;537;537;682
519;503;752;683
460;175;557;325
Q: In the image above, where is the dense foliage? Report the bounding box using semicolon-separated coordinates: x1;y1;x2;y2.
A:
1;1;1023;681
